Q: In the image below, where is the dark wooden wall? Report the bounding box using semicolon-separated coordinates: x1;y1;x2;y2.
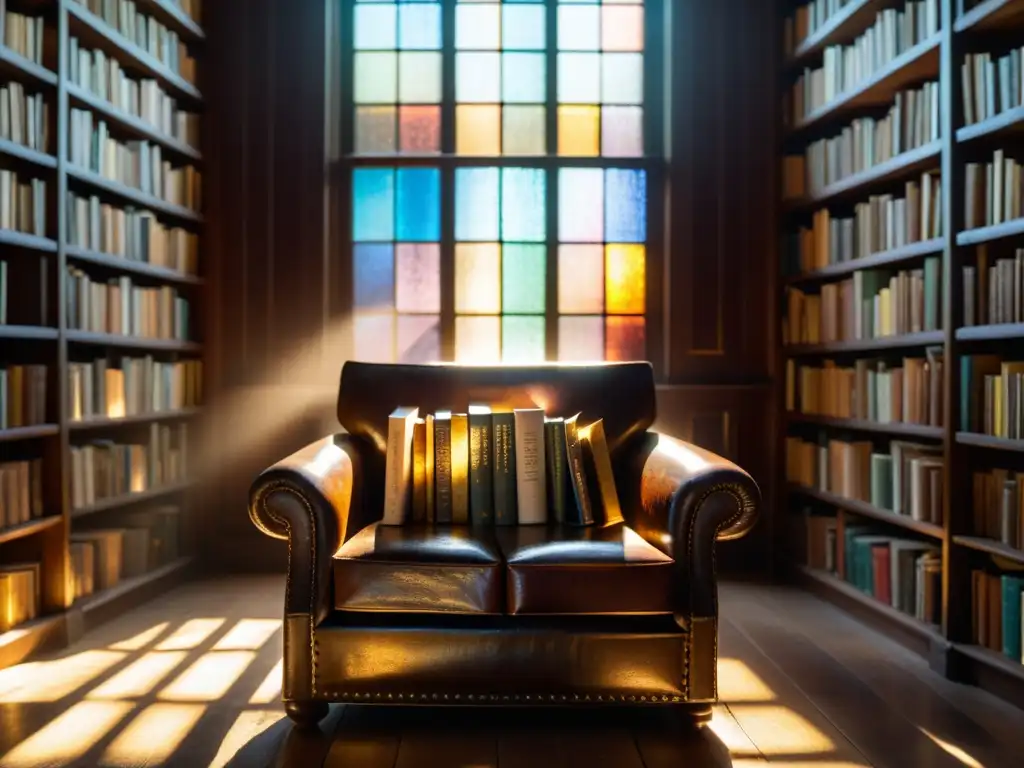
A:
201;0;780;574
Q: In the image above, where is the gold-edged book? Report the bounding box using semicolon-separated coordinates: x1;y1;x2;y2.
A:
579;419;623;526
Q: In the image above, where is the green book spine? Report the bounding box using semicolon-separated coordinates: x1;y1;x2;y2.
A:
492;412;517;525
960;356;972;432
545;420;569;524
468;408;493;525
923;256;940;331
434;413;453;523
1001;575;1024;661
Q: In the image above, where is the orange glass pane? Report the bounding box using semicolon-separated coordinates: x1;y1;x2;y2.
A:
558;106;600;157
456;105;501;155
605;244;645;314
399;106;440;153
455;243;501;314
602;7;644;52
605;317;645;361
558;245;604;314
456;316;501;362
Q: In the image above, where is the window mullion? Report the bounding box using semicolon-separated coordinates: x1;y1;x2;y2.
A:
545;0;560;361
440;0;458;359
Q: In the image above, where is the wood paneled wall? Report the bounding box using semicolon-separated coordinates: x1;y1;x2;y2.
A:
201;0;780;574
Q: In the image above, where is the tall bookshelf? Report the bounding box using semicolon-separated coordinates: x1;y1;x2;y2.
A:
0;0;203;670
781;0;1024;708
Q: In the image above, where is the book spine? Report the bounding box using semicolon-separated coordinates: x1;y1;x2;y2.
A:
411;419;427;523
514;409;547;524
545;421;568;524
425;414;435;523
1002;575;1024;661
451;413;469;524
434;418;453;523
564;415;594;525
469;411;493;525
492;413;517;525
381;417;406;525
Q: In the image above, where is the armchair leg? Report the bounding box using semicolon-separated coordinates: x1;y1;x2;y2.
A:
285;700;329;729
675;703;713;726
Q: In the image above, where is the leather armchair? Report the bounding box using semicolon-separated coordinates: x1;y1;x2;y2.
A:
249;362;760;728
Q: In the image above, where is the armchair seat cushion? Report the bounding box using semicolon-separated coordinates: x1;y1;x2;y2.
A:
332;523;504;614
496;524;675;615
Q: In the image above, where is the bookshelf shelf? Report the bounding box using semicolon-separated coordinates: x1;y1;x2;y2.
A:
0;424;60;443
68;408;200;431
956;218;1024;247
784;140;942;209
790;485;944;539
65;330;202;352
785;0;888;67
783;238;944;286
786;412;944;439
0;230;58;252
952;644;1024;711
957;106;1024;144
784;329;945;356
0;325;59;341
956;323;1024;342
65;166;203;223
0;516;62;546
71;481;192;519
0;46;58;86
64;245;203;285
953;535;1024;564
0;138;57;168
134;0;205;42
955;432;1024;452
0;613;66;672
73;556;195;632
954;0;1024;32
789;34;941;134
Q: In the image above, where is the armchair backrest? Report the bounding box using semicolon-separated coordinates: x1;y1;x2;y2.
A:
336;361;657;457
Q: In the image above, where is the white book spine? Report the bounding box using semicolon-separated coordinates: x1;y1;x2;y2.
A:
382;408;418;525
514;408;547;525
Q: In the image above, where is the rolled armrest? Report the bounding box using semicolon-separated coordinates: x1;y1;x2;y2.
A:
627;431;760;619
249;434;361;623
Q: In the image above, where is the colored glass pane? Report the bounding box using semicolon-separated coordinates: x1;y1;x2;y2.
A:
355;106;396;153
558;168;604;242
352;168;394;241
354;244;395;311
354;4;396;50
602;6;644;52
456;105;501;155
502;5;545;49
502;316;545;362
557;53;600;103
456;4;501;49
398;315;441;363
605;316;645;361
558;105;599;156
354;314;394;362
558;316;603;361
502;53;546;103
399;3;442;50
399;106;441;153
601;106;643;157
605;169;646;242
502;106;545;155
558;5;600;51
455;168;500;241
395;243;441;312
502;244;546;314
456;316;502;362
605;244;645;314
396;168;440;241
601;53;643;104
501;168;545;242
558;245;603;313
455;243;501;314
354;52;397;104
398;52;441;103
457;52;501;102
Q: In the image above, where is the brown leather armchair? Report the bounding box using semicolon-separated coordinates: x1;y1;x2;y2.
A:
249;362;760;728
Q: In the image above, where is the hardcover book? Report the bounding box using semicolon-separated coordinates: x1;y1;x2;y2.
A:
544;417;572;524
514;408;547;524
382;405;419;525
468;404;494;525
411;418;427;523
492;409;517;525
434;411;453;523
580;418;623;526
563;413;594;526
451;412;470;523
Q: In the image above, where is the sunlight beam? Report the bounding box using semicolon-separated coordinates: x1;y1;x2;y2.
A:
87;652;188;700
248;659;283;705
212;619;280;651
109;622;170;651
100;703;206;767
0;701;132;768
155;619;227;651
158;651;257;702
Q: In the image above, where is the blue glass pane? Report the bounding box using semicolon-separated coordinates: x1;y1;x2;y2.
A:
354;4;397;50
353;244;395;310
605;169;646;243
502;53;545;103
455;167;499;241
353;168;395;242
396;168;440;241
502;5;545;50
399;3;441;50
501;168;545;242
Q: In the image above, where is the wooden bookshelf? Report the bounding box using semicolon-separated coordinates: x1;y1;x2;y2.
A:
0;0;204;670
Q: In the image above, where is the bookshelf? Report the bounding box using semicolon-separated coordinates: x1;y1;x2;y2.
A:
781;0;1024;708
0;0;203;670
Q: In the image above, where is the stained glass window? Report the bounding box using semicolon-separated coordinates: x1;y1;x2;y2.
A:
346;0;651;364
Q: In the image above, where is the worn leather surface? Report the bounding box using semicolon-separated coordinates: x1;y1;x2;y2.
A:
333;523;504;614
496;524;675;615
620;431;761;619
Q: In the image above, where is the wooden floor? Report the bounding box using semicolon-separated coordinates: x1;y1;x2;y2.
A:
1;578;1023;767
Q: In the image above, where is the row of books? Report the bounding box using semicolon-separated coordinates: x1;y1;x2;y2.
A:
70;423;189;510
786;353;945;427
66;267;191;340
782;0;852;56
963;247;1024;326
787;436;944;525
786;1;939;123
68;36;200;148
69;356;202;420
784;82;940;198
965;151;1024;229
962;49;1024;128
783;259;941;344
3;11;44;65
782;173;942;276
0;171;46;237
384;405;623;527
67;192;200;275
972;570;1024;663
0;459;44;530
70;505;182;602
1;365;48;429
972;468;1024;552
961;354;1024;439
69;109;202;211
0;83;48;154
845;525;942;624
70;0;197;85
0;562;40;633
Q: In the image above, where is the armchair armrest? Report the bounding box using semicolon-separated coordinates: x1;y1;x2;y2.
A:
627;431;760;619
248;434;362;623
